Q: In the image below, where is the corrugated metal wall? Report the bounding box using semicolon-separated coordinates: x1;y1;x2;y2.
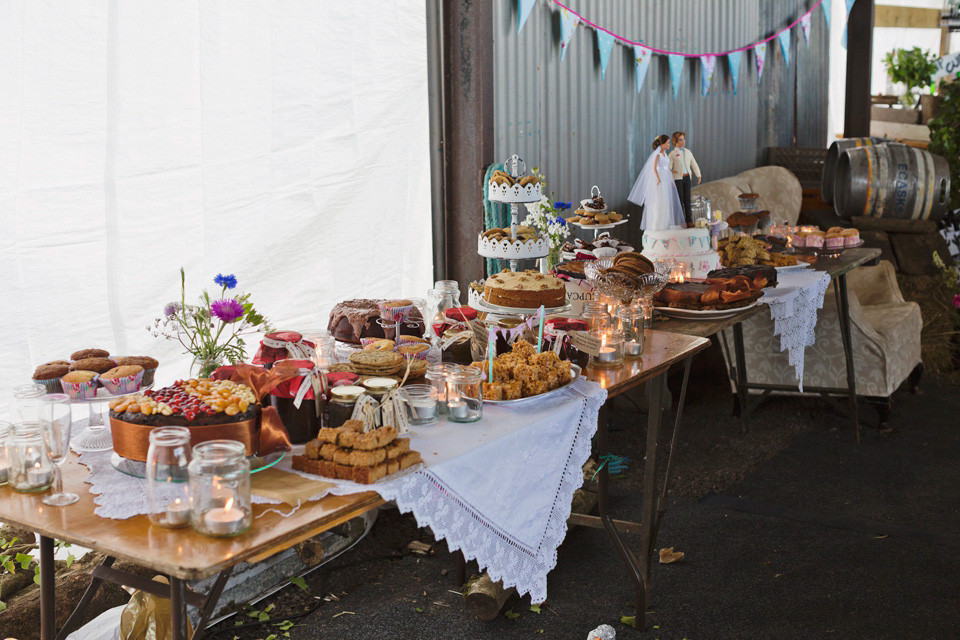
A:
493;0;829;244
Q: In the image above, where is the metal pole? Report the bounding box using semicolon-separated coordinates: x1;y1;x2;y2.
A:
844;0;875;137
40;536;56;640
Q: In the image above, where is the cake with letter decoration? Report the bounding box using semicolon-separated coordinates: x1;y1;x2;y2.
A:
641;228;721;279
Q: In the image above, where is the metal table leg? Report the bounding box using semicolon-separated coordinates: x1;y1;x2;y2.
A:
170;577;188;640
40;536;56;640
731;323;749;430
638;374;665;596
834;273;861;443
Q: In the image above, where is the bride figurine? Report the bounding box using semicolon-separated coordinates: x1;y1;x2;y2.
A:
627;134;686;231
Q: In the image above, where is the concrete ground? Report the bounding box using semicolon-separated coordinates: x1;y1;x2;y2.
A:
210;352;960;640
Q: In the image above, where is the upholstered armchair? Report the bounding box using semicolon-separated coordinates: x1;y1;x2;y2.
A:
720;260;923;426
694;166;802;226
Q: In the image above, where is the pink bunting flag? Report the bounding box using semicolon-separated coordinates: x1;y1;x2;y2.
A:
755;42;767;83
800;13;811;46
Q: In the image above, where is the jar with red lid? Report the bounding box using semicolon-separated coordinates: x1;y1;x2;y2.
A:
269;358;324;444
253;331;316;369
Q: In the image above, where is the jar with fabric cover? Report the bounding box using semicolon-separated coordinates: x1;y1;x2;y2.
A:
252;331;316;369
269;358;324;444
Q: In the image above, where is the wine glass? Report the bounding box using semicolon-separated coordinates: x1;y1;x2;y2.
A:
39;393;78;506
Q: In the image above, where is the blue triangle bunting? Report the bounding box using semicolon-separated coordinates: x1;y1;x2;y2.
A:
559;8;579;61
518;0;536;34
597;30;616;79
822;0;832;29
778;30;791;66
668;54;685;99
727;51;743;95
633;45;652;93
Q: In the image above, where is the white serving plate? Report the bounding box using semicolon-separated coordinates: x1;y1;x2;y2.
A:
484;364;581;405
567;218;629;231
473;297;572;316
655;300;762;320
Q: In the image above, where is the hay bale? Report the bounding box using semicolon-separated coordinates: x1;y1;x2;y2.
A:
897;273;960;373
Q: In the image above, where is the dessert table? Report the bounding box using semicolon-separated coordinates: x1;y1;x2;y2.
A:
0;458;382;640
583;330;711;632
656;247;882;442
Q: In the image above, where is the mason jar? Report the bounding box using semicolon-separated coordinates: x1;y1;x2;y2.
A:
446;369;482;423
8;422;54;492
146;427;192;528
189;440;252;537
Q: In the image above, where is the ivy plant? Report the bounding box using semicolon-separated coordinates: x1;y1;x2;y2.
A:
0;537;75;613
927;80;960;211
883;47;938;108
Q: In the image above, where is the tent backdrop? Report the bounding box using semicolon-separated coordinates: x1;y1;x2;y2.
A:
0;1;432;417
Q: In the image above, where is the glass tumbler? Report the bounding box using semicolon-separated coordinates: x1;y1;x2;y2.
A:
146;427;192;528
189;440;252;537
404;384;439;426
8;422;55;492
39;394;77;506
446;369;482;423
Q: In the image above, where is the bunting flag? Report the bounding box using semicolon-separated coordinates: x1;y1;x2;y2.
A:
633;45;652;93
668;54;685;99
841;0;855;48
559;8;579;61
728;51;743;95
778;30;791;66
755;43;767;83
800;14;811;45
597;30;616;79
822;0;832;29
518;0;537;34
700;55;716;96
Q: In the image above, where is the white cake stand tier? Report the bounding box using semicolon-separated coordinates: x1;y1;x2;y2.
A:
477;234;550;260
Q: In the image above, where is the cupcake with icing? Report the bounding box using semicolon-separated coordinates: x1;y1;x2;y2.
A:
806;231;826;248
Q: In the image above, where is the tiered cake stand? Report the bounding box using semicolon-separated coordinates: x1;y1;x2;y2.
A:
482;154;547;273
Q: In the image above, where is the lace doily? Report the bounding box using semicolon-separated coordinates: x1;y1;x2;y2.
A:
762;270;831;391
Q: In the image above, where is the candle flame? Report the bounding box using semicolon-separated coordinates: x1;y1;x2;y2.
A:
224;496;234;511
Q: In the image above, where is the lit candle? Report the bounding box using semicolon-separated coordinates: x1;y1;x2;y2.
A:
447;401;469;420
27;463;51;488
597;347;618;363
624;341;643;356
0;463;9;484
410;397;438;421
164;498;191;527
202;497;245;536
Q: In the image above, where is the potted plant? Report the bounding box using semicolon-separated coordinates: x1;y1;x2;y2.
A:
883;47;938;111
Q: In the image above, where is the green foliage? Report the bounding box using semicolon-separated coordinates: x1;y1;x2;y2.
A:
0;538;73;612
883;47;938;107
503;609;520;620
928;80;960;211
287;575;307;591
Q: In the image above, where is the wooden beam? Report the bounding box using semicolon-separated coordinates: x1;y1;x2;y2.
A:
846;0;875;138
874;6;941;29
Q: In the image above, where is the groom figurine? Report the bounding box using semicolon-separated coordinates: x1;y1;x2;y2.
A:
668;131;701;225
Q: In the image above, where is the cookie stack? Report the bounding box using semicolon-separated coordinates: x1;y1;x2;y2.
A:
292;420;422;484
348;350;405;376
598;252;656;289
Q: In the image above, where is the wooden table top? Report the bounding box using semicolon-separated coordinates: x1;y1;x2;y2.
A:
585;329;710;397
654;247;882;338
0;456;383;580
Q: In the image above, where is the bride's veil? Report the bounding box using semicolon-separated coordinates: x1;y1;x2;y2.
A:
627;148;661;206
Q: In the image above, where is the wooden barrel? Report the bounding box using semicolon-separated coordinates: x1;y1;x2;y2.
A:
821;137;888;205
834;143;951;221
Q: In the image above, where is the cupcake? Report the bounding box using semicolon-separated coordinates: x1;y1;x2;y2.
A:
70;348;110;360
841;228;860;247
827;227;845;235
60;371;99;399
824;233;844;249
806;231;825;248
397;335;430;346
70;357;116;374
32;362;71;394
397;344;429;360
113;356;159;387
99;365;144;395
378;299;414;323
791;232;807;248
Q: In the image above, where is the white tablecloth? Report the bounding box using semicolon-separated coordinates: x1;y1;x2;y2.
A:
761;267;832;391
75;376;607;603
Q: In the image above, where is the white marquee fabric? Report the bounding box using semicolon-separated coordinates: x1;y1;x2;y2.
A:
0;1;433;415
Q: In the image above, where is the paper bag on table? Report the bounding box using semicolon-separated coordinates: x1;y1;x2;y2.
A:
118;576;192;640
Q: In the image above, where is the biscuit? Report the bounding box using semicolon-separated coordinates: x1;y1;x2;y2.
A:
333;447;353;466
518;175;538;186
349;448;387;467
305;439;322;460
316;427;340;444
353;425;398;450
319;443;339;460
398;451;423;470
351;462;389;484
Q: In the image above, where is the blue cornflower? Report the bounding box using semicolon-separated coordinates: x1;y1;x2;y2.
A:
214;273;238;289
554;201;572;210
555;216;567;227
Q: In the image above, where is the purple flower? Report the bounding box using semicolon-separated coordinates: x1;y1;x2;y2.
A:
954;294;960;310
163;302;181;318
210;298;244;323
214;273;237;289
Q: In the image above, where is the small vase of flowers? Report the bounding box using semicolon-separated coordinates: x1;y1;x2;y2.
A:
150;270;272;378
522;169;571;272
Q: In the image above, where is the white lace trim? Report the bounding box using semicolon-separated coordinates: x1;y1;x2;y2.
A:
764;271;831;392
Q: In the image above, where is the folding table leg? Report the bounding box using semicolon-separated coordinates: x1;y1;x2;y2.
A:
170;577;188;640
731;323;749;431
834;274;861;443
40;536;56;640
639;374;664;594
55;556;117;640
189;566;233;640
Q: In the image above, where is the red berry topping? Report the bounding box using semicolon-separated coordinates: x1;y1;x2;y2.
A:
184;410;197;421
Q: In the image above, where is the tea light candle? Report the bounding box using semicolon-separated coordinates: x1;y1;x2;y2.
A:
27;463;51;488
203;500;245;536
597;347;618;363
164;498;191;527
447;400;469;420
410;397;438;421
0;463;8;484
624;340;643;356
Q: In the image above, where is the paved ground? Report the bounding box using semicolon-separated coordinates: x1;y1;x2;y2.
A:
209;350;960;640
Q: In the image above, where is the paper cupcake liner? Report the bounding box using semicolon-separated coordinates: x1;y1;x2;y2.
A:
378;302;414;323
60;376;100;400
843;236;860;247
397;335;430;346
100;370;144;395
33;378;64;395
398;346;430;361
